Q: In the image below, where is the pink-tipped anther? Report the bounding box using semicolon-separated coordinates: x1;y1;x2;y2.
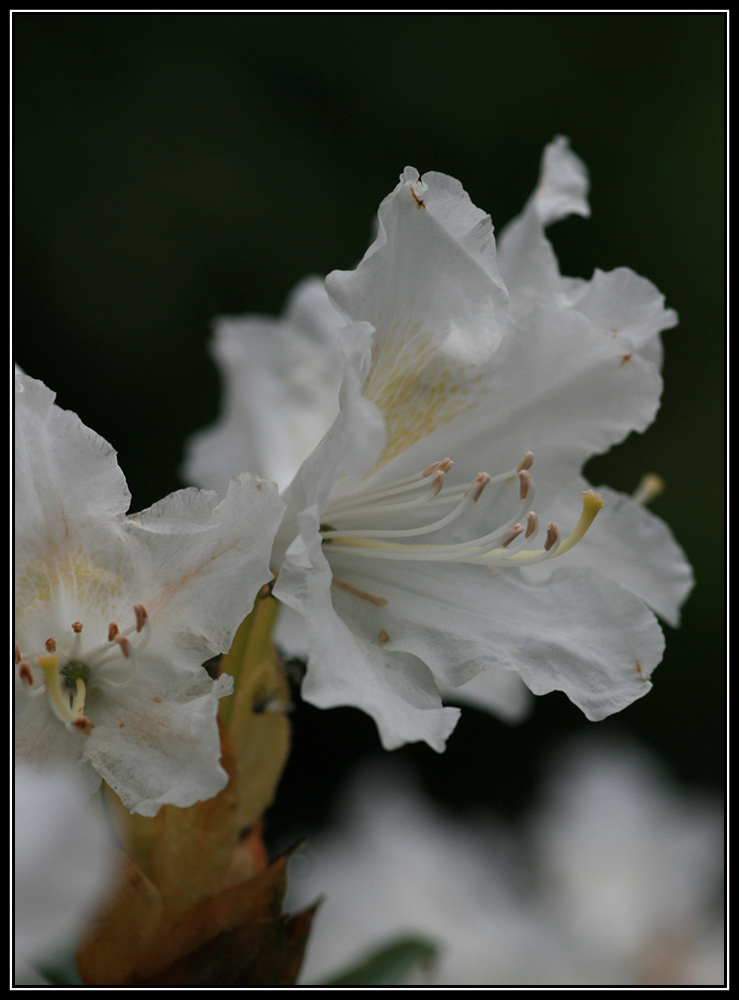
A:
519;469;532;500
544;523;560;552
422;458;453;478
15;644;21;665
71;622;83;633
19;662;34;685
517;451;534;472
117;635;131;659
45;638;56;653
525;511;538;538
466;473;491;502
502;524;524;548
430;470;446;496
108;623;119;642
134;604;148;633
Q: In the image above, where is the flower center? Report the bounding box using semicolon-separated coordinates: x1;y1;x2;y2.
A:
321;454;603;567
16;605;150;733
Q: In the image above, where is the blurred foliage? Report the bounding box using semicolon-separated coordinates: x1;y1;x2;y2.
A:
13;13;725;839
322;935;439;986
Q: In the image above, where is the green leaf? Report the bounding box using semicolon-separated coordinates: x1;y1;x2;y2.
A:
321;935;439;986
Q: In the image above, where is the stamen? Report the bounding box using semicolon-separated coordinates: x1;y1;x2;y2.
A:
18;662;34;685
429;469;446;496
15;644;21;664
320;458;602;572
502;524;524;548
108;623;119;641
519;469;532;500
117;635;131;659
423;458;454;477
544;523;560;552
71;622;83;633
45;638;56;653
134;604;148;633
465;473;491;501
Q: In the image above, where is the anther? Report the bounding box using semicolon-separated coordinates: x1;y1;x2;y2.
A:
544;523;560;552
19;662;34;685
422;458;454;478
15;644;21;664
519;469;532;500
108;623;119;641
45;638;56;653
117;635;131;659
517;451;534;472
525;512;538;538
465;473;491;501
430;470;446;496
502;524;524;548
71;622;83;633
134;604;148;633
73;716;93;733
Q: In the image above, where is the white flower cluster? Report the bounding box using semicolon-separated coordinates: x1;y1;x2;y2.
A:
15;138;692;816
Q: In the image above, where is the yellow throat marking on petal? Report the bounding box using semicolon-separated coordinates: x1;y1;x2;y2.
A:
15;546;126;627
364;326;484;469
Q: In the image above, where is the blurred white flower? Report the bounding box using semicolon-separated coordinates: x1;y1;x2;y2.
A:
14;766;116;983
183;275;345;494
530;739;725;985
14;371;284;815
287;738;724;986
271;139;692;751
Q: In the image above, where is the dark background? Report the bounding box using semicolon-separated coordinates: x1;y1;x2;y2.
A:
13;13;725;840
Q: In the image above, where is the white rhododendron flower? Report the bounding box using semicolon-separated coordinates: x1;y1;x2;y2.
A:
184;276;346;494
270;138;692;751
14;371;284;816
288;740;723;986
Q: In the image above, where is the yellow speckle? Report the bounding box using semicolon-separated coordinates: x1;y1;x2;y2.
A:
152;696;162;703
363;327;486;469
378;630;390;643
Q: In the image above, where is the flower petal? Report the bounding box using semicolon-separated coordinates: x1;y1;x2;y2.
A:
124;474;283;661
183;277;346;494
496;136;589;300
564;266;678;356
15;371;130;551
439;668;533;724
327;167;509;377
523;482;694;628
14;765;115;967
322;557;664;722
368;300;663;499
273;508;460;751
83;674;232;816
